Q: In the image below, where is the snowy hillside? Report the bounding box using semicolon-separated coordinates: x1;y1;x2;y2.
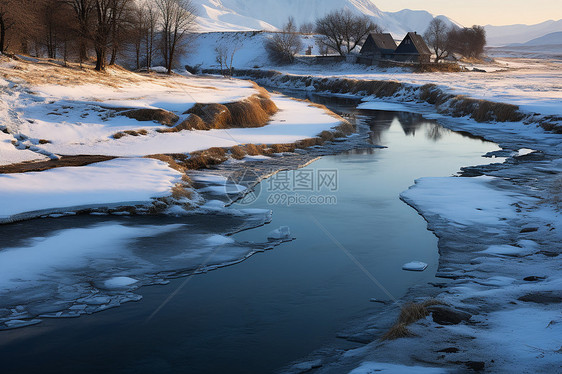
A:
485;19;562;46
191;0;460;37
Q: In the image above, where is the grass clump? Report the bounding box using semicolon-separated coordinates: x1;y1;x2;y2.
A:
381;299;445;341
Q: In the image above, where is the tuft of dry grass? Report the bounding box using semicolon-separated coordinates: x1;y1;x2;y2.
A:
181;147;228;170
171;184;193;200
381;323;415;340
381;299;445;341
230;145;247;160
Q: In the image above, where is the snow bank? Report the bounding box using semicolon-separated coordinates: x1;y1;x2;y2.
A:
0;158;182;222
400;176;528;226
0;132;48;166
349;362;448;374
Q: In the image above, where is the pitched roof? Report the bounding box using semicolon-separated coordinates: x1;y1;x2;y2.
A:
369;33;397;51
405;32;431;55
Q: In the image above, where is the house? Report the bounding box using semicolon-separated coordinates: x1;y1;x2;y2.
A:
393;32;431;63
358;33;397;64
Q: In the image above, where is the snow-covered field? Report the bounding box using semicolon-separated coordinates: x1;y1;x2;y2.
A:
186;32;562;118
0;56;345;221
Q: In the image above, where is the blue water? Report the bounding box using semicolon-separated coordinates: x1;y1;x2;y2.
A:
0;102;501;374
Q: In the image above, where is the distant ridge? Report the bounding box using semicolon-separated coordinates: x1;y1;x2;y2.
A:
485;19;562;46
191;0;461;38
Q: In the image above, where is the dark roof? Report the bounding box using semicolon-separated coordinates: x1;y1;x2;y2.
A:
394;32;431;56
369;33;397;51
360;33;397;55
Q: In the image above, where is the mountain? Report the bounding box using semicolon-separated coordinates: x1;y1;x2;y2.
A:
485;20;562;46
508;32;562;47
191;0;461;38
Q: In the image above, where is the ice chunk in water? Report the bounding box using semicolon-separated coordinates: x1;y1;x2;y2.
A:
402;261;428;271
267;226;291;240
104;277;138;289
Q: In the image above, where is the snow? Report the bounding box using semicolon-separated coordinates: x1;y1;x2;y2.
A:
0;158;182;222
357;101;414;112
191;0;460;38
33;95;342;157
349;362;448;374
400;176;530;227
267;226;291;240
104;277;138;289
401;261;428;271
0;131;48;165
204;234;235;246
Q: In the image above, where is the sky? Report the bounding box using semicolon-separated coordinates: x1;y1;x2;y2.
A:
373;0;562;26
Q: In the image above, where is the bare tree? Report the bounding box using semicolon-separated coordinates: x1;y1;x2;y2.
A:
0;0;42;54
131;0;158;70
108;0;134;65
265;17;302;64
0;1;17;54
67;0;94;64
424;18;451;63
315;9;381;56
299;22;314;34
156;0;197;74
215;44;227;74
448;25;486;59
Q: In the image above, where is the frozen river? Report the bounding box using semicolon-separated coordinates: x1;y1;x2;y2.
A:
0;93;503;373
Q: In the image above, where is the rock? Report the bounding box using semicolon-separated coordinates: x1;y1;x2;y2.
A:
464;361;485;371
518;292;562;304
402;261;428;271
520;227;539;233
427;305;472;325
437;347;459;353
523;276;545;282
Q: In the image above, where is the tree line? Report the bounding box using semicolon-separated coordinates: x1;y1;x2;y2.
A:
424;18;486;62
267;10;486;64
0;0;197;73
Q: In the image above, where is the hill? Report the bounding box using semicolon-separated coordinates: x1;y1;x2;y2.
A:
191;0;460;38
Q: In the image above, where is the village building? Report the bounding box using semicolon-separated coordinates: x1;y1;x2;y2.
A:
358;31;431;65
357;32;397;65
392;32;431;63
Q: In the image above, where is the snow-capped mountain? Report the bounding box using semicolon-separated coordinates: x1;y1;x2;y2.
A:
485;19;562;46
192;0;461;38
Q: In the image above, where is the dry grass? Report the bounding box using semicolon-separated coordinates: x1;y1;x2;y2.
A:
184;93;278;131
381;299;445;341
230;145;247;160
121;108;179;126
449;97;524;123
186;103;232;129
159;114;208;132
171;184;193;200
112;129;148;139
181;147;228;170
381;323;415;340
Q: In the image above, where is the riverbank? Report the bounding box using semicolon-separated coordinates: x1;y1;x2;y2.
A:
245;77;561;373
